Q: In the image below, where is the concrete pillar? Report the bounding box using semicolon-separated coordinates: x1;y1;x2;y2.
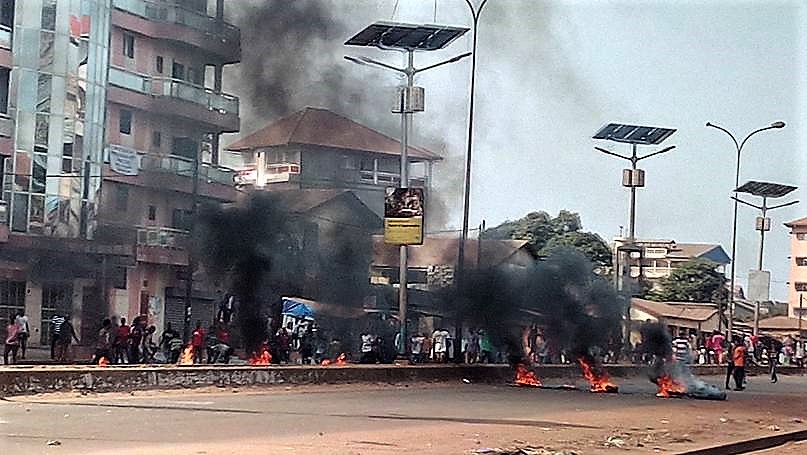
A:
213;64;223;93
216;0;224;20
25;281;43;345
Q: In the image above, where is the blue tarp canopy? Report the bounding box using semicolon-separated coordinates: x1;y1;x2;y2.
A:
281;297;316;321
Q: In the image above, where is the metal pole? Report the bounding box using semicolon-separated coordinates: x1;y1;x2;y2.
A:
623;144;639;355
397;50;414;357
629;144;638;243
727;149;741;340
455;2;487;362
753;198;768;336
799;294;803;341
183;151;200;344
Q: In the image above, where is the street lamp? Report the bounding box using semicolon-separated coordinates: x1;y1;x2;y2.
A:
706;121;786;337
455;0;490;362
593;122;677;355
346;21;470;358
733;180;798;335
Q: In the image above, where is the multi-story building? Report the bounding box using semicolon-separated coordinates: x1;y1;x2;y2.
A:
785;216;807;318
225;107;441;216
0;0;241;348
612;237;730;286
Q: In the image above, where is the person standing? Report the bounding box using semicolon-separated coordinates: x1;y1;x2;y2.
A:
768;343;778;384
55;319;79;363
50;314;66;359
710;330;725;364
15;312;29;359
4;315;20;365
466;328;480;364
795;340;805;368
410;333;425;364
92;319;112;364
431;328;447;363
360;332;374;364
725;339;735;390
129;317;144;364
732;340;747;391
114;317;130;364
672;334;691;363
191;321;205;364
159;323;180;363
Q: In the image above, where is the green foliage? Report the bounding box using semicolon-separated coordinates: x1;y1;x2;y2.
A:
645;259;728;303
483;210;611;266
541;232;613;267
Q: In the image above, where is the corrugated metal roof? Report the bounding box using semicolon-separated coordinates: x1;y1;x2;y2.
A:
631;298;718;322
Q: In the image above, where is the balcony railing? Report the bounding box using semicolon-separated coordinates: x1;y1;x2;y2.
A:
0;115;13;138
109;66;239;115
0;25;11;50
112;0;240;45
137;226;188;249
359;170;427;188
105;145;236;186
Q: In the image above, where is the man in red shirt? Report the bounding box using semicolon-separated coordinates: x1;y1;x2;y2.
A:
732;341;747;391
114;318;130;364
191;321;205;364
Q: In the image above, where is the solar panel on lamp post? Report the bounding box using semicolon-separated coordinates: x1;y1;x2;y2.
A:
593;123;677;357
706;121;785;339
733;180;798;336
346;21;470;360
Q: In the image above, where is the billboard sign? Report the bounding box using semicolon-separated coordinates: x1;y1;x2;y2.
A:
384;187;424;245
747;270;771;302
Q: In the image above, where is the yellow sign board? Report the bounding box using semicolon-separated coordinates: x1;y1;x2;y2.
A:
384;188;424;245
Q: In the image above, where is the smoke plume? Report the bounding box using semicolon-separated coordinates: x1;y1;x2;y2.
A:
640;322;726;400
443;247;625;366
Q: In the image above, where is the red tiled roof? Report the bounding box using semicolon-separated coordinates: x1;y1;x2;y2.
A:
785;216;807;228
225;107;441;161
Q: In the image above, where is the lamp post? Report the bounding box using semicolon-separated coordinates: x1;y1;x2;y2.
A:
346;22;470;357
706;121;785;337
593;123;677;355
455;0;490;362
732;180;798;336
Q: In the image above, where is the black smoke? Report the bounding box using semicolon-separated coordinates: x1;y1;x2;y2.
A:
640;322;726;400
444;247;625;367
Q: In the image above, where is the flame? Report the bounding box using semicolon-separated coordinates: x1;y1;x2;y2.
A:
321;353;347;366
97;356;109;366
178;345;194;365
248;344;272;365
656;374;687;398
514;363;542;387
578;357;619;393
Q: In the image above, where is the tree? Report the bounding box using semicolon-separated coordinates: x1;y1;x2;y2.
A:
483;210;611;266
541;232;612;267
645;259;728;303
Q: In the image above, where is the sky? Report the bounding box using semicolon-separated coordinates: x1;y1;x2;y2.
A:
223;0;805;301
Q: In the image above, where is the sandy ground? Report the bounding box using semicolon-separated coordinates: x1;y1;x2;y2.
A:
2;374;807;455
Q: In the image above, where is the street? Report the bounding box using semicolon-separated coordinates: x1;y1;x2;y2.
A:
2;374;807;454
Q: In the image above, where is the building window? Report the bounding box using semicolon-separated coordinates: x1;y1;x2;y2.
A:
645;248;667;256
172;62;185;80
0;68;8;115
112;267;127;290
796;282;807;292
797;258;807;266
147;205;156;221
155;56;164;74
152;131;161;148
172;209;193;231
119;109;132;134
123;33;135;58
798;233;807;241
115;186;128;211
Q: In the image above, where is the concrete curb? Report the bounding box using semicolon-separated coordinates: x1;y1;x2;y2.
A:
0;363;800;396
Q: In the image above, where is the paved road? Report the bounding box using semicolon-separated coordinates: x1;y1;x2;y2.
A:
2;375;807;454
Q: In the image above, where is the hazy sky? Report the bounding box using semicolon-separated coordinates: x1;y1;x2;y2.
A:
225;0;805;300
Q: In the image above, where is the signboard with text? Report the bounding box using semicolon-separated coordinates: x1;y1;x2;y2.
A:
384;187;424;245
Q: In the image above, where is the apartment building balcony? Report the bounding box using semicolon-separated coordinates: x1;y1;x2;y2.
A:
136;226;189;266
644;267;672;279
0;114;12;156
108;66;239;132
103;145;240;201
0;24;11;66
358;169;427;188
112;0;240;63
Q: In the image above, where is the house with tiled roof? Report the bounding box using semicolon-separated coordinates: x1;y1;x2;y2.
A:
630;297;720;341
225;107;442;215
612;237;730;288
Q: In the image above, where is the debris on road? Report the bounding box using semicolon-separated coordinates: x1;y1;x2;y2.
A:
46;440;62;446
473;446;578;455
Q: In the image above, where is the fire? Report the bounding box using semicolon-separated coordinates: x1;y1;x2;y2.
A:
97;356;109;366
578;357;619;393
656;374;686;398
514;363;542;387
248;344;272;365
178;344;194;365
321;353;347;366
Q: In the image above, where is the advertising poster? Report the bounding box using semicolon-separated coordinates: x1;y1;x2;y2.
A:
384;187;424;245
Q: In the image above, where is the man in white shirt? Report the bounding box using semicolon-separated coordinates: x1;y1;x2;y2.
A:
432;329;448;363
15;312;29;359
410;334;425;363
